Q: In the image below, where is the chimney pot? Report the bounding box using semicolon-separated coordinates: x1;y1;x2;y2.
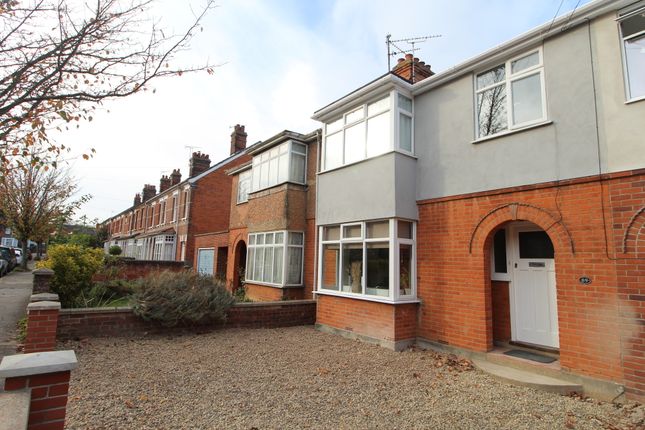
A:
142;184;157;202
230;124;248;155
189;152;211;177
159;174;171;193
391;54;435;84
170;169;182;186
397;58;405;64
405;53;414;60
133;193;142;206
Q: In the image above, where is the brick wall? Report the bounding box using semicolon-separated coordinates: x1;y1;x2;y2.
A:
415;170;645;401
57;301;316;340
491;280;511;343
244;283;304;301
193;232;229;279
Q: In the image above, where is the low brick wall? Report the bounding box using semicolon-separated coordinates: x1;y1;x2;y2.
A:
94;259;188;281
57;300;316;340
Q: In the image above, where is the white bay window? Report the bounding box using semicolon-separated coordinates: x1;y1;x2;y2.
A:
318;219;416;302
322;90;413;171
246;231;304;286
251;141;307;193
620;5;645;101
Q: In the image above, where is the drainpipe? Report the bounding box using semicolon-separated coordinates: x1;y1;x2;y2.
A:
312;129;322;300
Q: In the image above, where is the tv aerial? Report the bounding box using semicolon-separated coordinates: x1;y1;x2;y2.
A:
386;34;442;70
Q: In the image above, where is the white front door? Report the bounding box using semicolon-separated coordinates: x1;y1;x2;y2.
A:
197;249;214;275
510;226;559;348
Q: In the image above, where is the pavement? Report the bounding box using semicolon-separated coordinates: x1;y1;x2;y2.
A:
0;264;33;362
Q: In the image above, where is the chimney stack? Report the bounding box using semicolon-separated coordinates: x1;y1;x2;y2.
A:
159;175;171;193
133;193;142;206
230;124;247;155
189;152;211;177
142;184;156;202
170;169;182;186
392;53;434;84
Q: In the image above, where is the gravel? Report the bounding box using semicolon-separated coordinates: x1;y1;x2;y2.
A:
63;326;643;429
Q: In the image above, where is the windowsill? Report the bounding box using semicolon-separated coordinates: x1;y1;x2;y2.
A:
236;200;248;206
244;281;304;289
315;289;420;305
249;180;307;196
625;95;645;105
318;149;417;175
471;120;553;144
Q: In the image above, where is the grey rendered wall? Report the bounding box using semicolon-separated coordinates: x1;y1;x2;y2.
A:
415;13;643;201
316;152;417;225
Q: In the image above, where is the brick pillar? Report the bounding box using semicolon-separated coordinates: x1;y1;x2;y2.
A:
24;301;61;354
32;268;55;294
0;350;78;430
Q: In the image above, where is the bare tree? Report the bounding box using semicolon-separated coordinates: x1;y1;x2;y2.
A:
0;163;88;268
0;0;217;172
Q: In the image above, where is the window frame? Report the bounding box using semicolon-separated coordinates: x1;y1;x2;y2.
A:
237;169;252;204
474;47;547;140
317;219;417;303
618;4;645;102
245;230;305;287
490;228;511;282
250;140;308;194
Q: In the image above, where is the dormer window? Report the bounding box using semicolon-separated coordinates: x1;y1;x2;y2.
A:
250;140;307;193
322;90;413;171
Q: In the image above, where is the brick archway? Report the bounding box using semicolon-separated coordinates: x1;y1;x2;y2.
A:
622;206;645;256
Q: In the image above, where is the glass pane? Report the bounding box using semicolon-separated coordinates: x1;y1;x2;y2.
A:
367;221;389;238
273;246;283;284
493;229;507;274
511;52;539;74
398;94;413;112
256;234;264;245
518;231;554;259
324;132;343;170
251;165;260;192
263;247;273;283
477;84;507;137
511;73;543;125
279;142;289;154
368;96;390;115
399;113;412;152
366;242;389;297
343;225;361;239
290;153;306;183
278;153;289;183
341;243;363;293
398;221;412;239
321;244;340;290
326;118;343;134
399;244;412;296
287;247;302;284
249;234;256;245
260;161;269;189
292;142;307;155
345;106;365;124
268;156;279;187
261;152;269;162
324;226;340;241
289;232;304;245
274;232;284;244
476;64;505;89
265;233;274;245
253;248;264;280
625;34;645;99
621;12;645;38
367;111;390;158
344;122;366;165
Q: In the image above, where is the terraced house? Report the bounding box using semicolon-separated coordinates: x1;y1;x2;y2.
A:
312;0;645;402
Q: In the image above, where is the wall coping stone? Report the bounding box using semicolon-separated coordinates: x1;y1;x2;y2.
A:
232;300;316;308
31;268;54;275
30;293;59;302
59;306;132;315
59;300;316;314
0;350;77;378
27;301;61;311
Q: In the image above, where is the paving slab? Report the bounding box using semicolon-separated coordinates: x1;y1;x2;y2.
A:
0;390;30;430
0;267;33;362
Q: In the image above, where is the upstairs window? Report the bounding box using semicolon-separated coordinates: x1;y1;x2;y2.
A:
250;140;307;193
237;170;251;203
322;91;413;171
619;6;645;100
476;49;546;139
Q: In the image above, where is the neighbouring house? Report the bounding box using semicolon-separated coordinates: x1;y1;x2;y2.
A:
311;0;645;402
102;125;251;264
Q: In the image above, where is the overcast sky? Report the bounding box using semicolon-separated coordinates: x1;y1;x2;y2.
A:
62;0;592;222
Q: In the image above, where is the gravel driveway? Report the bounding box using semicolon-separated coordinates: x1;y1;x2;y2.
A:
64;326;643;429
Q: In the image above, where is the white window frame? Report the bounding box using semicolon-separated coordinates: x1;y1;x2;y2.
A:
250;140;308;193
245;230;304;287
317;219;417;303
159;199;167;225
237;170;252;204
618;3;645;102
474;47;547;140
321;90;414;172
171;192;179;222
490;228;511;282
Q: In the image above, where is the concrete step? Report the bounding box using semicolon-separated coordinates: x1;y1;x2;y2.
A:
473;359;583;396
0;390;30;430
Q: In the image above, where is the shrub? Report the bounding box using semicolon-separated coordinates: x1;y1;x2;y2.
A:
36;244;105;307
108;245;122;256
132;271;235;327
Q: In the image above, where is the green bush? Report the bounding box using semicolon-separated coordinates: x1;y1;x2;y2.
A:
36;244;105;307
132;271;235;327
75;280;135;308
108;245;122;256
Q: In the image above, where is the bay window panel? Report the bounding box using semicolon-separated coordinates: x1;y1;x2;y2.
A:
289;232;304;245
287;247;302;284
321;244;340;290
399;113;412;152
278;153;289;183
290;153;306;184
324;226;340;241
274;232;284;244
341;243;363;294
343;225;361;239
398;94;412;112
327;118;343;134
344;122;366;165
399;244;413;296
265;233;274;245
398;221;412;239
273;247;284;284
253;248;264;281
367;221;389;238
511;52;539;74
325;132;343;170
366;112;390;158
247;248;255;280
263;247;273;282
268;156;279;186
511;73;542;125
625;34;645;98
366;243;389;297
368;96;389;115
476;64;505;89
477;85;507;137
345;106;364;124
260;162;269;189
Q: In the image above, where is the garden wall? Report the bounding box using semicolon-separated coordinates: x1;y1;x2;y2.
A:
94;259;188;281
57;300;316;340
